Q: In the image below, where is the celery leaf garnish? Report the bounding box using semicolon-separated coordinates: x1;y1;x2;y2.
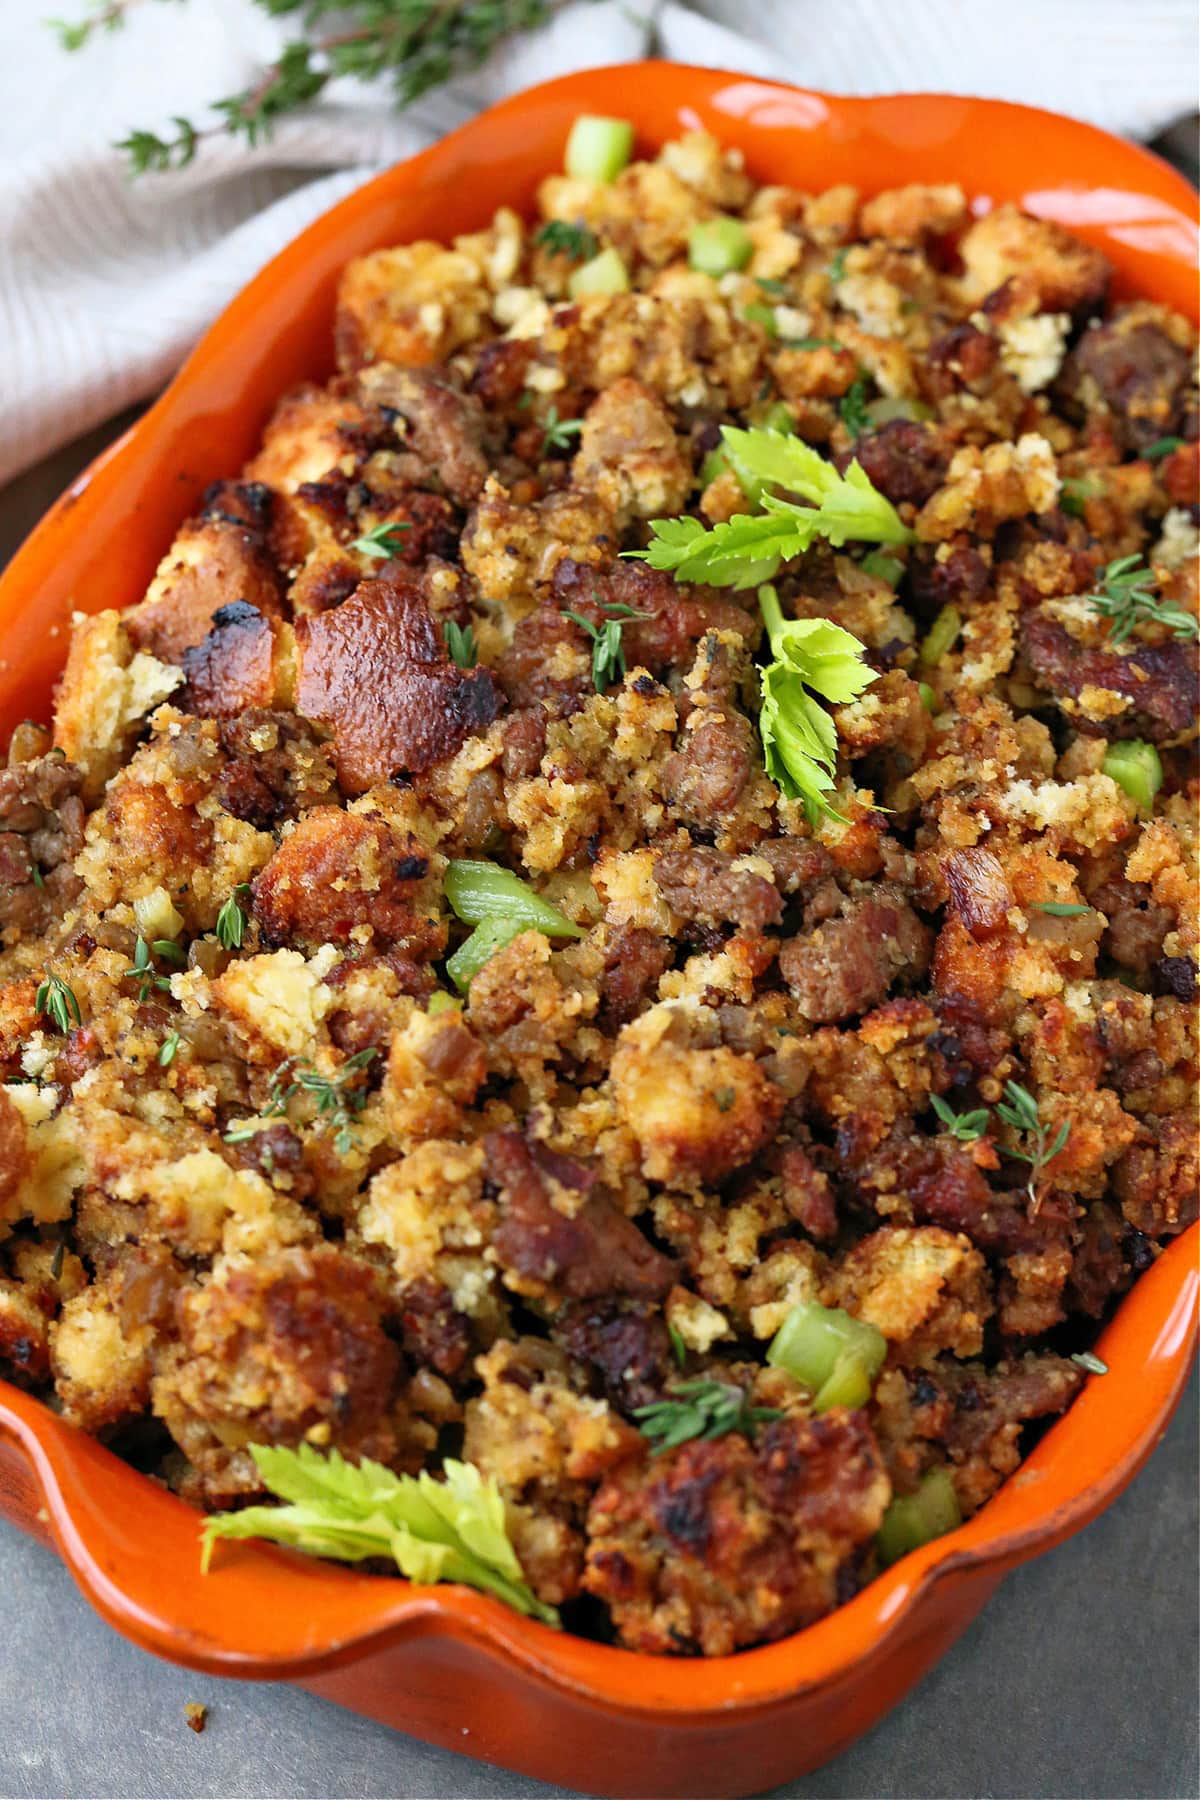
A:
201;1443;559;1626
627;426;913;590
756;583;878;822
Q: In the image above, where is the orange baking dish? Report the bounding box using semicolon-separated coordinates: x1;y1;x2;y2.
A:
0;63;1196;1799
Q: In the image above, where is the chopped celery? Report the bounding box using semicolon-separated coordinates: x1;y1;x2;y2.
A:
861;550;905;587
444;860;584;937
426;991;462;1017
1103;739;1163;811
741;301;778;336
877;1469;962;1566
918;681;937;713
919;603;962;666
689;216;753;276
564;114;634;183
865;396;934;426
446;917;526;994
568;247;630;298
812;1352;875;1413
133;886;185;942
767;1300;886;1413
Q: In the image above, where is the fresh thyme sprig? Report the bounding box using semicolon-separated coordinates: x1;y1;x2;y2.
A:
1084;553;1198;645
1142;436;1184;461
930;1094;989;1143
995;1080;1071;1211
443;619;478;670
35;973;82;1035
534;220;598;263
839;375;871;438
215;884;253;952
562;600;647;693
633;1380;782;1455
352;521;411;561
56;1;585;174
124;936;175;1003
47;0;142;52
225;1048;379;1157
542;406;584;455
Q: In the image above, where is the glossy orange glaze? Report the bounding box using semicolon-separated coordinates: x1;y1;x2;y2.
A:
0;64;1196;1797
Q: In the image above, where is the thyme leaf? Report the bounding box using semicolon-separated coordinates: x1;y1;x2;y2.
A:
633;1380;782;1454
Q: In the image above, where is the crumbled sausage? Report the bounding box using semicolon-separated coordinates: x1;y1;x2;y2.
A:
488;1132;676;1302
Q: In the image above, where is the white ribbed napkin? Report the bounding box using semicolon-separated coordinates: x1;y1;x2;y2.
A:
0;0;1194;486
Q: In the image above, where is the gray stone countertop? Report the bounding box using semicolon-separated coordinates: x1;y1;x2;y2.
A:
1;1370;1195;1799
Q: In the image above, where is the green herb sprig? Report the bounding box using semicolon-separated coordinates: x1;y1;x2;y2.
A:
534;220;598;262
35;973;81;1035
839;375;871;438
225;1048;378;1157
202;1443;558;1624
57;2;584;175
756;583;877;822
995;1080;1071;1211
352;521;411;561
443;619;477;670
1084;553;1198;645
542;406;584;454
627;425;912;590
930;1094;989;1143
124;937;174;1003
215;884;252;952
633;1380;782;1454
562;599;648;692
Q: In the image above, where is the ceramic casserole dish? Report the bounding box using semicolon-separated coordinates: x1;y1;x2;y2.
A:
0;62;1196;1800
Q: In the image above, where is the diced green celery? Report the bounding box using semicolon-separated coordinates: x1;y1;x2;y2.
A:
426;991;462;1017
1103;739;1163;811
877;1469;962;1567
699;447;730;488
133;885;185;942
564;115;634;183
866;396;934;426
919;604;962;666
444;860;584;937
767;1301;886;1399
688;216;753;276
741;301;778;335
812;1352;874;1413
918;681;937;713
446;918;526;994
568;247;630;298
861;550;905;587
